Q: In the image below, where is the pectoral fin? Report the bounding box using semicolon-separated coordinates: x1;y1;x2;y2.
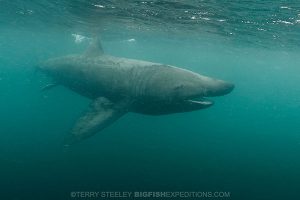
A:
64;97;129;146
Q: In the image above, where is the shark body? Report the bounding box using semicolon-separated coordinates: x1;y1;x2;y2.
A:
39;39;234;145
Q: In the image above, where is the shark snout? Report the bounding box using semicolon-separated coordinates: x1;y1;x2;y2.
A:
219;82;235;95
205;80;235;97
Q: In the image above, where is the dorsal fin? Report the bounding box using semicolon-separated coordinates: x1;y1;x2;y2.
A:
84;37;104;57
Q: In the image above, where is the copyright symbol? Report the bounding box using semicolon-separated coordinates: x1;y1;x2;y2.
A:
70;192;77;198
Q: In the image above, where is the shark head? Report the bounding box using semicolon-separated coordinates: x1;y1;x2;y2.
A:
141;66;234;114
178;76;234;110
171;71;234;102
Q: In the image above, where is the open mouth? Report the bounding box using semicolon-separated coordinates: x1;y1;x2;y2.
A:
185;97;214;107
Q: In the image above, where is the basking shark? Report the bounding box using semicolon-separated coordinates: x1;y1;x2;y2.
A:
39;39;234;145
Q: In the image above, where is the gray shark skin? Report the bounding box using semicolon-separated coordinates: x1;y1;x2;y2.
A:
38;39;234;145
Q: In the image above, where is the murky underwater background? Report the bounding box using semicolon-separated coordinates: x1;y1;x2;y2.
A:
1;1;300;199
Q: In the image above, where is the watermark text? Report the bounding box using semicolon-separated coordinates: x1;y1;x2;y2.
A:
70;191;231;199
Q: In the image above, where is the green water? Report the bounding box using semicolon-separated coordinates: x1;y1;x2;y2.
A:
1;1;300;200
